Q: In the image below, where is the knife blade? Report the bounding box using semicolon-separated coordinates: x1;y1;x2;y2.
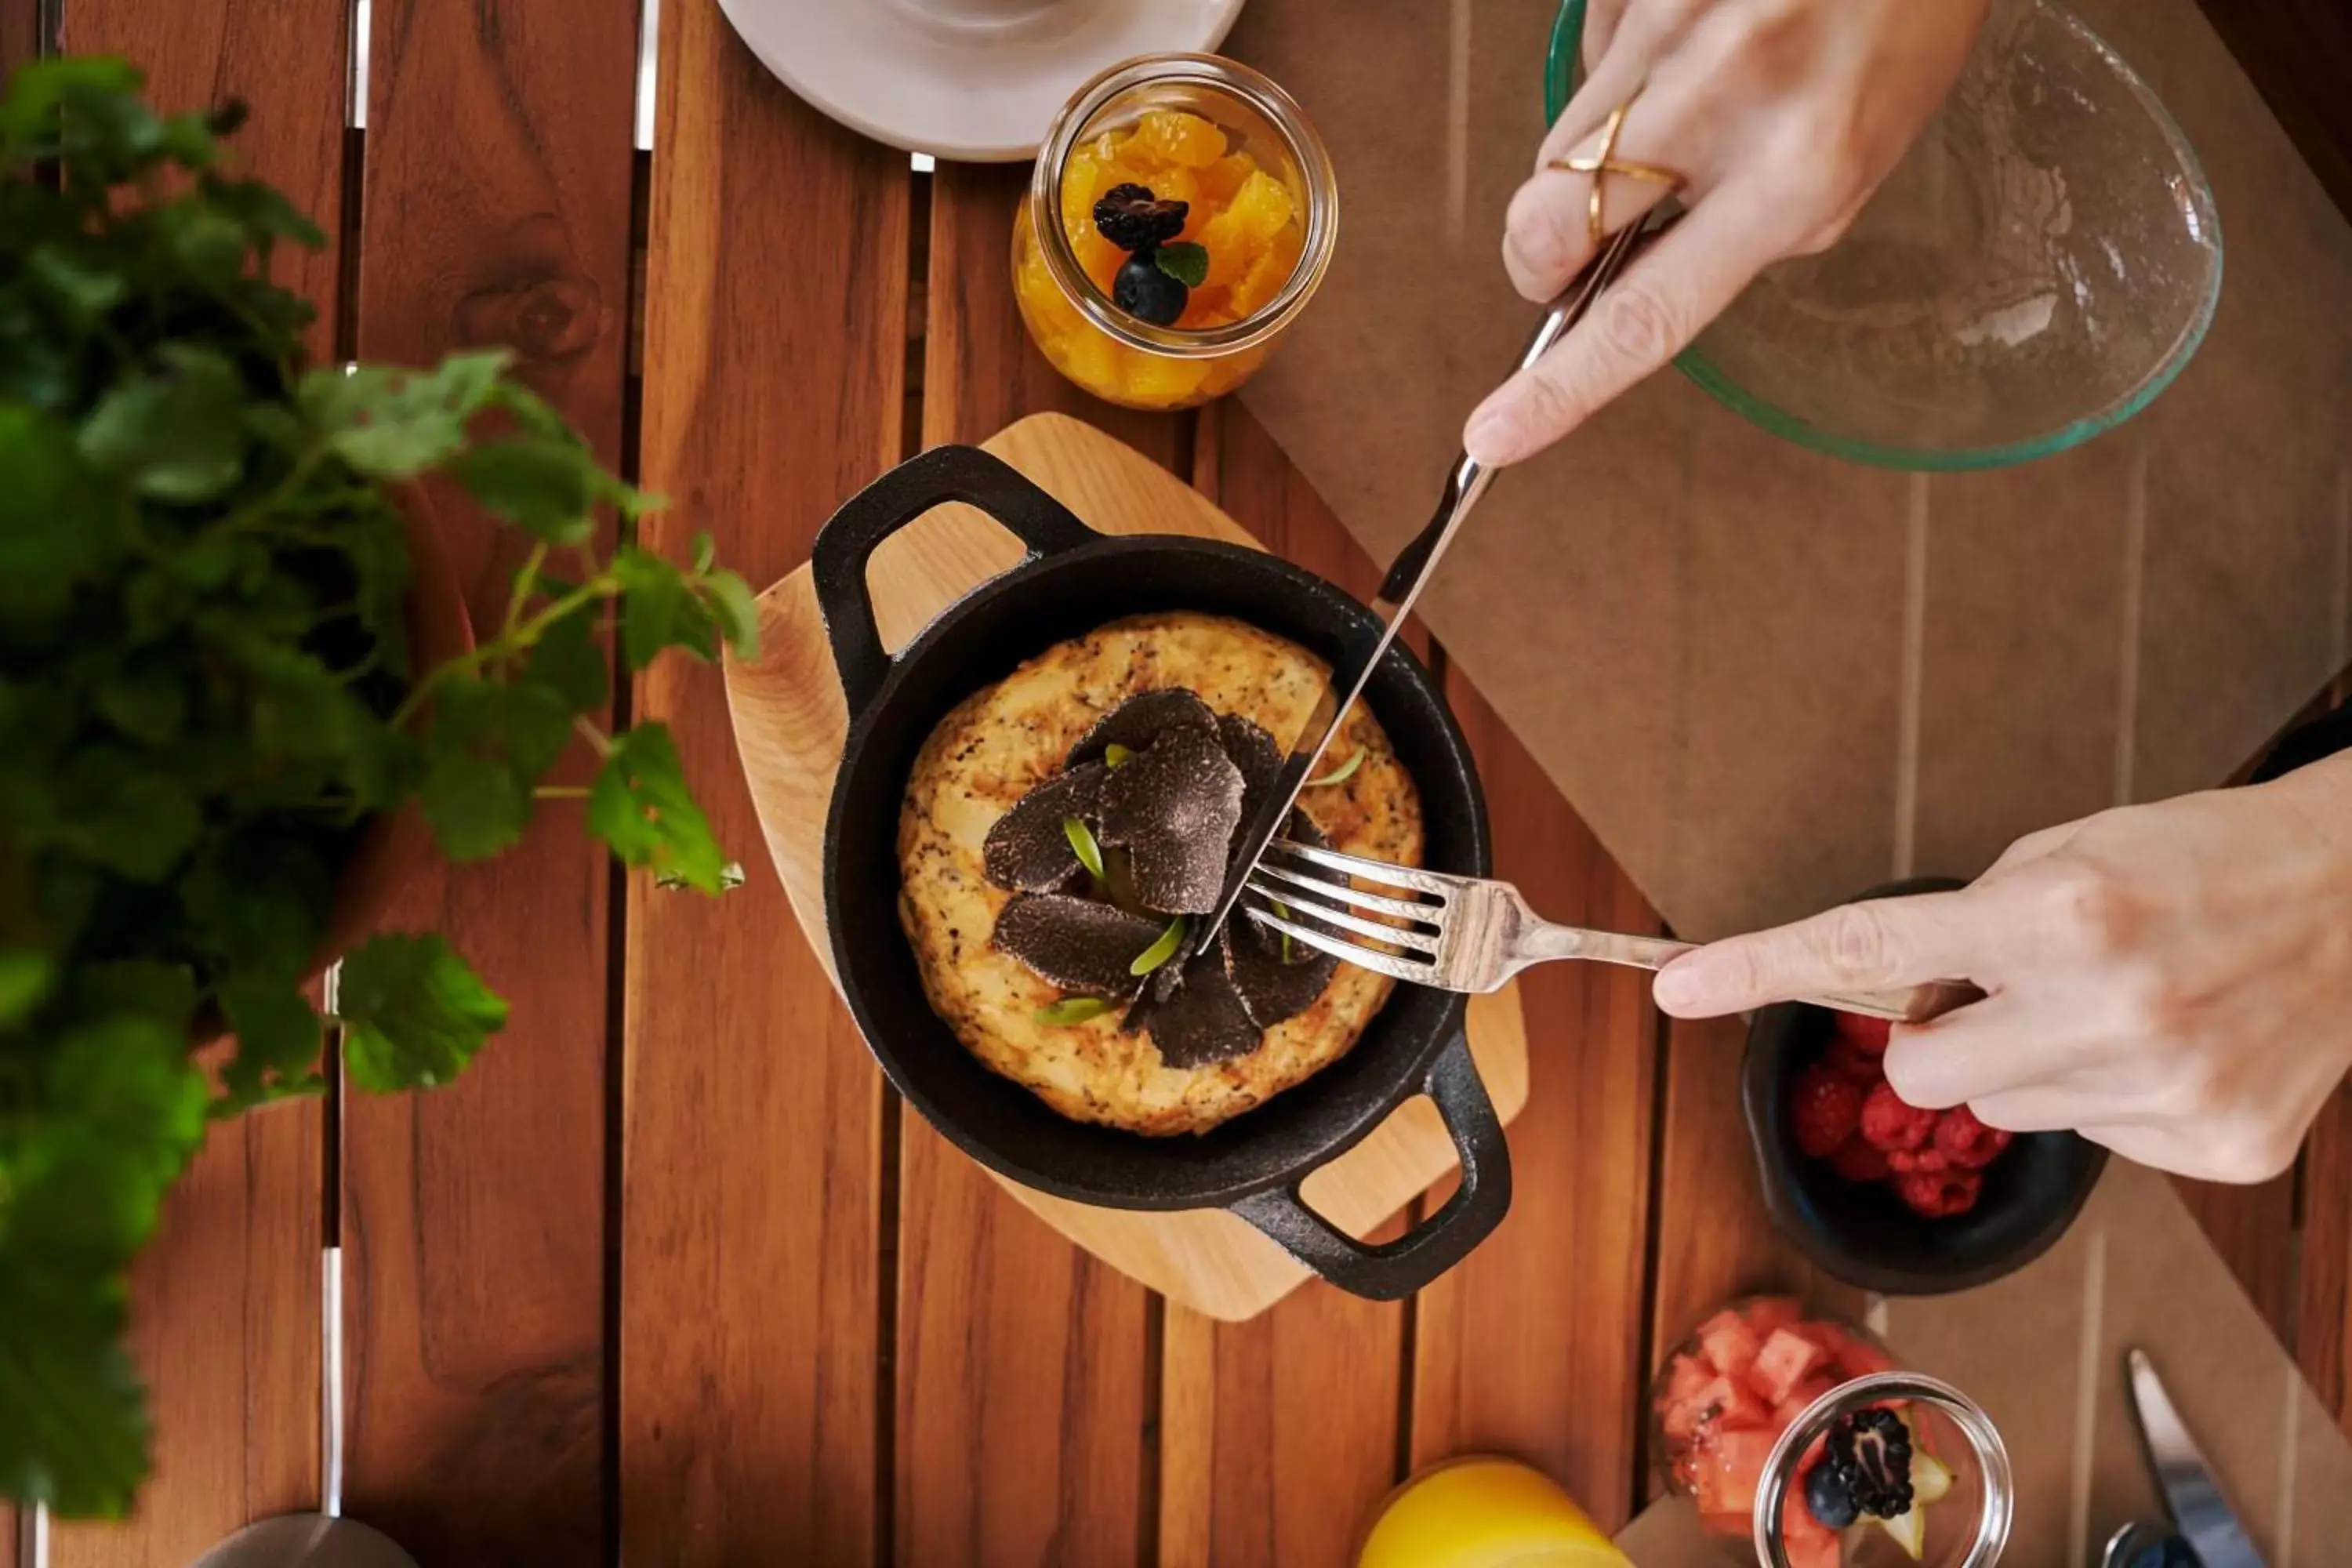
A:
2125;1347;2267;1568
1196;217;1660;952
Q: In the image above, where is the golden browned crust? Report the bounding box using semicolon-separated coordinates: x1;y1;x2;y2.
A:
897;612;1422;1135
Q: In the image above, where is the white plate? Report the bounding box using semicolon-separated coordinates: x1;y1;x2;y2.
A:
717;0;1247;163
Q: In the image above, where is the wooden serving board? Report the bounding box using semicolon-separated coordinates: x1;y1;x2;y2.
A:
723;412;1529;1321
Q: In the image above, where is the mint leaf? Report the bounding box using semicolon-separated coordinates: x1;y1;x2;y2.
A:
416;675;573;860
75;347;249;503
448;436;597;544
587;723;727;891
612;546;718;670
300;351;509;478
0;949;54;1026
1156;242;1209;288
216;975;323;1112
0;1258;151;1519
698;568;759;661
524;597;610;713
338;934;508;1091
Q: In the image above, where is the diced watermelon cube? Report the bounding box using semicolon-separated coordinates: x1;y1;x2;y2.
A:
1663;1352;1711;1404
1693;1428;1777;1516
1781;1528;1842;1568
1772;1376;1838;1430
1687;1374;1770;1432
1743;1296;1805;1334
1749;1327;1831;1405
1698;1310;1762;1377
1839;1340;1896;1378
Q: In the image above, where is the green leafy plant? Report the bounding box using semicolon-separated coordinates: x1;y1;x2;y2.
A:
0;58;752;1514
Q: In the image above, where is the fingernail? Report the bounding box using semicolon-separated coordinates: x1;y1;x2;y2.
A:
1653;957;1707;1012
1464;401;1515;466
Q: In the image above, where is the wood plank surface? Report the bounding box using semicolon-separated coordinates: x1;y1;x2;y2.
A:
1150;405;1419;1568
623;2;906;1561
891;160;1167;1568
44;2;348;1559
342;2;636;1561
1410;669;1659;1530
2;14;28;1563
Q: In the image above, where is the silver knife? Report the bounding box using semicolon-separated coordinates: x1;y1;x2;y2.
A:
1197;216;1663;949
2125;1347;2267;1568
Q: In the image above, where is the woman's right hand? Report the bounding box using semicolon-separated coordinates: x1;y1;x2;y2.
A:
1465;0;1989;468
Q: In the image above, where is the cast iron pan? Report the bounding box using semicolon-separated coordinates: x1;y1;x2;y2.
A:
815;446;1511;1301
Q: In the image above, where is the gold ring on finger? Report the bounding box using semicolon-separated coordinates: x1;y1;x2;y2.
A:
1547;82;1688;246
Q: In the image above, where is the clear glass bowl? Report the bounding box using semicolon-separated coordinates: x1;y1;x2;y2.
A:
1014;53;1338;411
1649;1295;2013;1567
1546;0;2223;470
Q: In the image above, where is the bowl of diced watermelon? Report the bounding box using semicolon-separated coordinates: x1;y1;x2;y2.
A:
1741;881;2107;1296
1651;1295;2013;1567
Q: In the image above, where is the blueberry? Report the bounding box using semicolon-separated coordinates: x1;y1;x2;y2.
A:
1805;1460;1860;1530
1113;251;1188;326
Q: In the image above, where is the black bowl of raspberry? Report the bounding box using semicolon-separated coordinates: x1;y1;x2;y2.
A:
1740;879;2107;1296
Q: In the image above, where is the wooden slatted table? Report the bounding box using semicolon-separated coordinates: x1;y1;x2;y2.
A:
5;3;2349;1565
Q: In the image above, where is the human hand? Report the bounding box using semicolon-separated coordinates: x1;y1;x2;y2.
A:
1651;752;2352;1183
1464;0;1989;467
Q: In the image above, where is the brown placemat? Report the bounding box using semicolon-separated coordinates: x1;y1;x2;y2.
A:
1227;0;2352;942
1614;1162;2352;1564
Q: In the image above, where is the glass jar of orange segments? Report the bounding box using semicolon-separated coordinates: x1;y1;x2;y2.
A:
1015;54;1338;411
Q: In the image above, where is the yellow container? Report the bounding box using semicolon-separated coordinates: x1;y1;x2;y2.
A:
1357;1456;1633;1568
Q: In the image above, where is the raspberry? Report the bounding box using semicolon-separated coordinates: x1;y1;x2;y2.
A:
1886;1145;1950;1174
1933;1105;2014;1170
1828;1134;1891;1183
1859;1081;1936;1152
1825;1038;1886;1084
1831;1011;1893;1055
1895;1167;1982;1218
1788;1065;1863;1159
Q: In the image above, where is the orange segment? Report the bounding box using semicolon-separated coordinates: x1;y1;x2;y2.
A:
1224;169;1295;248
1131;108;1227;168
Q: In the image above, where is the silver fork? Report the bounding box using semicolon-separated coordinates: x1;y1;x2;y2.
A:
1245;840;1978;1024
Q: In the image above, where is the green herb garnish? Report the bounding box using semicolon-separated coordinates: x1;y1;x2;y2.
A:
1063;815;1106;880
1155;241;1210;289
0;59;748;1517
1131;916;1189;977
1305;750;1364;787
1033;996;1114;1026
1104;742;1134;768
1270;899;1295;964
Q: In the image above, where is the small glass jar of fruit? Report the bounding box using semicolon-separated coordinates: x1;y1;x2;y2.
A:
1651;1296;2013;1568
1016;54;1337;411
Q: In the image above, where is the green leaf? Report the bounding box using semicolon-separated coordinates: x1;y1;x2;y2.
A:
698;568;759;661
1062;816;1105;880
611;546;717;670
0;405;107;637
53;751;201;881
0;1257;151;1519
75;346;249;503
337;933;508;1092
416;675;573;861
448;436;598;544
586;723;727;892
1033;996;1113;1026
300;350;510;479
524;598;610;713
1305;750;1363;787
92;663;186;746
178;832;334;982
1156;241;1210;288
1104;743;1134;768
215;975;324;1112
1130;916;1188;977
0;948;55;1026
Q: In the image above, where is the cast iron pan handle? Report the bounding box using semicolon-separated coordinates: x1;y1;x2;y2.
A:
1227;1033;1512;1301
811;445;1099;716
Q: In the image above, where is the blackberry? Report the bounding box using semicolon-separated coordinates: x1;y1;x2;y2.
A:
1093;183;1189;251
1825;1408;1915;1519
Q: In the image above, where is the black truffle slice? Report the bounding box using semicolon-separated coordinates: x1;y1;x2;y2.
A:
1223;916;1341;1029
1239;808;1328;963
1127;949;1264;1068
982;762;1108;891
1066;688;1218;768
993;893;1163;996
1216;712;1283;828
1097;726;1245;914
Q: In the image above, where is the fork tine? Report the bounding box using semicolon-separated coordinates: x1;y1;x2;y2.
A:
1270;838;1457;900
1249;862;1437;924
1244;876;1442;955
1244;903;1443;986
